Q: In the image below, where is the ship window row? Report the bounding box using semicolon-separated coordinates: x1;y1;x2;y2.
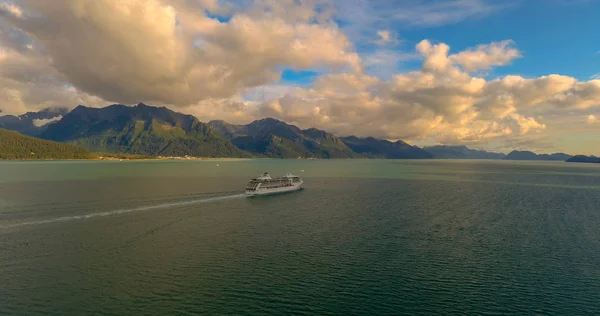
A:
261;180;294;189
263;184;293;188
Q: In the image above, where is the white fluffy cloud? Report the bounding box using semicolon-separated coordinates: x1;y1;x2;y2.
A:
1;0;599;152
372;30;399;46
0;0;359;107
450;40;521;72
254;39;598;145
588;114;598;124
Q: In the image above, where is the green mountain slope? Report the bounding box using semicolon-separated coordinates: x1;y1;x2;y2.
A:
340;136;432;159
0;128;90;159
41;103;250;157
208;118;358;158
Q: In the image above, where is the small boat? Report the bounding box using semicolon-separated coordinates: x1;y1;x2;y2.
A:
245;172;303;197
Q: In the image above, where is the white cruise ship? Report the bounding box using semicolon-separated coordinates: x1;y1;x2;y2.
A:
245;172;303;197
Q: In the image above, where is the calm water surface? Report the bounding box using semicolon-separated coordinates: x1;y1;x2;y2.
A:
1;159;600;315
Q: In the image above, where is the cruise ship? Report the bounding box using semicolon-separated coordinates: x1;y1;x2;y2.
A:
245;172;303;197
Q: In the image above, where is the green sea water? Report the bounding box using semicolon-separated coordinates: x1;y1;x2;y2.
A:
1;159;600;315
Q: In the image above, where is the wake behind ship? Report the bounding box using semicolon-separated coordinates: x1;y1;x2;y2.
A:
245;172;303;197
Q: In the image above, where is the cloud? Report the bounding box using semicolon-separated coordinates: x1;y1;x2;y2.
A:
362;49;420;79
0;2;23;18
32;115;63;127
251;39;598;145
372;30;399;46
588;114;598;124
336;0;514;30
387;0;510;27
414;39;521;73
333;0;516;46
509;113;546;135
0;42;107;115
1;0;360;108
450;40;521;71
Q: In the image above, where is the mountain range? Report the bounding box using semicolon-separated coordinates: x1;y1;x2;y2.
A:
423;145;506;159
0;103;584;160
338;136;432;159
207;119;432;159
207;118;359;158
3;103;435;159
566;155;600;164
503;150;572;161
40;103;250;158
0;108;68;136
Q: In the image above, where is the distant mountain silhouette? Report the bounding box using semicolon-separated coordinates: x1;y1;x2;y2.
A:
40;103;249;157
208;118;357;158
504;150;572;161
566;155;600;163
339;136;432;159
423;145;505;159
0;108;68;136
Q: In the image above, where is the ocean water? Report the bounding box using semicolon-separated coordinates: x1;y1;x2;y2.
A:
1;159;600;315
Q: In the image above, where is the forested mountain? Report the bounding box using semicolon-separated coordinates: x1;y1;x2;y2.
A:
208;118;358;158
41;103;250;157
504;150;572;161
339;136;432;159
0;128;90;159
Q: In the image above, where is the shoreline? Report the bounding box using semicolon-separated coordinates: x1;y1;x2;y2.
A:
0;158;591;163
0;157;255;162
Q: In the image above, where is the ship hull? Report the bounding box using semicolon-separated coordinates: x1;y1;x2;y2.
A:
246;181;303;197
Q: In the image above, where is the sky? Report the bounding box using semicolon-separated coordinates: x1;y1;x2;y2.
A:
0;0;599;155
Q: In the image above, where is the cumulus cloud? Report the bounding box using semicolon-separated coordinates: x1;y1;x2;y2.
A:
0;40;107;115
509;113;546;135
372;30;399;46
253;39;598;145
450;40;521;71
1;0;360;108
588;114;598;124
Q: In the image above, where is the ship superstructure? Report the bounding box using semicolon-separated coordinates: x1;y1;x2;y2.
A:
245;172;303;196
